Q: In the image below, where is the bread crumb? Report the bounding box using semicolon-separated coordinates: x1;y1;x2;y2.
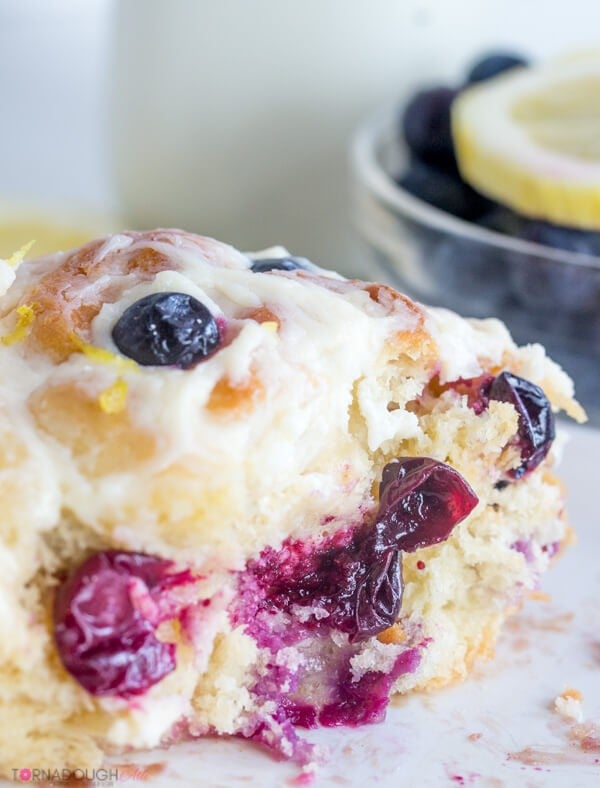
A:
554;689;584;722
528;591;551;603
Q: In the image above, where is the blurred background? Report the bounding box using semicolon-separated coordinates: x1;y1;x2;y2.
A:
2;0;598;262
0;0;599;417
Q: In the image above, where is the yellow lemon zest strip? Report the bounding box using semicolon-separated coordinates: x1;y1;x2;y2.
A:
261;321;279;332
6;240;35;268
1;303;37;346
71;334;139;374
98;378;128;415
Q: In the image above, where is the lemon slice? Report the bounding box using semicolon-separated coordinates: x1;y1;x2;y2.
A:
452;52;600;228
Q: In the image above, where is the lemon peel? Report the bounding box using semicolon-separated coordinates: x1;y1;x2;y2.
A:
5;240;35;268
261;321;279;332
98;378;128;415
1;303;37;346
71;334;139;374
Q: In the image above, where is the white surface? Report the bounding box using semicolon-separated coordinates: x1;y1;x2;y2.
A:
93;422;599;788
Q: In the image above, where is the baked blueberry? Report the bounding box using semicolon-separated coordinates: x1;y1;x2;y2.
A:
251;257;310;273
112;292;220;368
53;551;192;697
377;457;479;553
488;371;555;478
250;458;478;643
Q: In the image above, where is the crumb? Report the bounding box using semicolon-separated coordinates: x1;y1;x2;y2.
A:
528;591;551;603
568;721;600;752
553;689;584;722
468;732;482;742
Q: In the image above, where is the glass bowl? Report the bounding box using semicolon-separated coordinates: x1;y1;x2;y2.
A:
351;106;600;425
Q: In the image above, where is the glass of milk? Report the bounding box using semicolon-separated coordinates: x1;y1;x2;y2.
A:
110;0;593;274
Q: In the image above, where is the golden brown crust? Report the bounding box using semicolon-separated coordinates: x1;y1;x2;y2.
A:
206;372;265;416
241;305;281;327
377;623;408;645
22;239;176;361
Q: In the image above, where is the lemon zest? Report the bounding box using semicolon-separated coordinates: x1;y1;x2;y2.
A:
98;378;128;415
6;240;35;268
261;321;279;332
1;303;37;346
71;334;138;374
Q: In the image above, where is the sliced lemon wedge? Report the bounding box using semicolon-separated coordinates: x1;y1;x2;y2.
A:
452;52;600;228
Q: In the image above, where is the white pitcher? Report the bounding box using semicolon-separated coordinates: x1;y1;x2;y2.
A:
110;0;595;273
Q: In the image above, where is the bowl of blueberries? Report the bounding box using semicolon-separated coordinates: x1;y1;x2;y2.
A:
352;51;600;424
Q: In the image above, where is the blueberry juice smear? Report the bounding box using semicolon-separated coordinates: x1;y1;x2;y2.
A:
233;457;478;756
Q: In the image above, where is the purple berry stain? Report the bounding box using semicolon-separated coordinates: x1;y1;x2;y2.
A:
233;457;477;758
243;457;477;643
54;551;193;697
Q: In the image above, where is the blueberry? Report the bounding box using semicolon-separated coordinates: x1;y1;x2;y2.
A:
519;220;600;257
488;371;555;478
509;221;600;313
53;551;193;697
422;233;512;311
466;52;528;85
446;371;556;479
112;292;220;368
246;458;477;642
377;457;479;553
402;86;458;168
477;205;526;237
398;160;493;221
444;374;495;415
251;257;309;273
